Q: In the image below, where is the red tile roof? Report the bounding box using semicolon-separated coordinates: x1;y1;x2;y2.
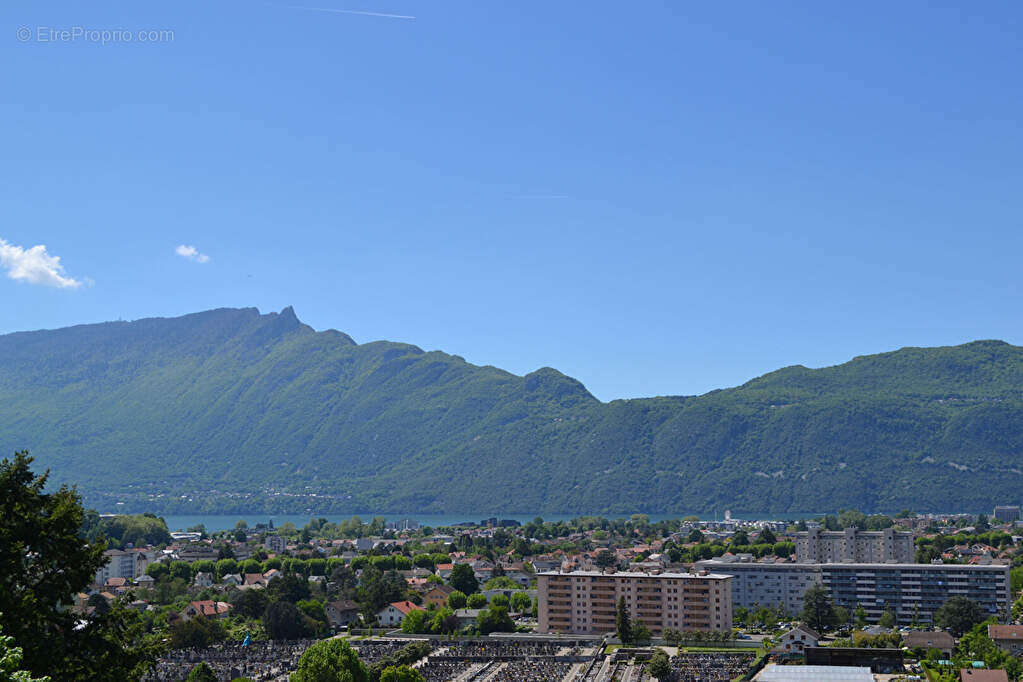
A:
959;670;1008;682
389;601;425;615
186;600;232;617
988;624;1023;640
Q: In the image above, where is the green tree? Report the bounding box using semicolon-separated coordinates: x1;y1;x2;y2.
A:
400;610;431;635
357;566;406;613
483;577;519;591
864;514;893;530
663;629;682;647
800;585;837;632
758;527;777;544
854;605;867;628
216;558;239;580
0;621;50;682
290;638;368;682
429;608;459;636
186;662;218;682
170;616;227;649
616;596;632;643
263;601;312;640
956;621;1022;679
0;452;161;681
877;608;896;629
838;510;867;530
169;561;192;583
477;606;514;635
646;649;670;681
146;562;170;581
446;591;467;610
509;592;532;613
192;559;217;577
267;574;312;604
834;605;850;627
233;589;270;620
87;594;111;617
934;596;984;636
773;542;795;558
379;665;425;682
466;593;487;609
240;559;262;575
595;550;616;569
297;600;329;636
448;564;478;595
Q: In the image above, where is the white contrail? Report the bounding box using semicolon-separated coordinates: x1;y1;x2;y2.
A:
278;5;415;19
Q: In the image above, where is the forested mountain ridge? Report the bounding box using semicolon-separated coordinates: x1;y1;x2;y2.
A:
1;307;1021;514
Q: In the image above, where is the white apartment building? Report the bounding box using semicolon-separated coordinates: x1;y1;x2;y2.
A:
696;560;1010;625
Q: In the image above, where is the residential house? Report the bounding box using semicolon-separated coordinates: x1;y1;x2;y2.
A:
453;609;483;628
530;559;558;573
435;563;455;580
406;577;431;592
775;625;820;654
423;584;456;608
194;572;214;588
904;631;955;657
179;601;232;622
506;571;533;588
376;601;425;627
959;671;1009;682
220;573;243;587
243;573;267;588
325;600;361;629
482;589;519;603
988;624;1023;656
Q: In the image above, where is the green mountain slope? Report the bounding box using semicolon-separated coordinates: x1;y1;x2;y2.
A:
1;307;1021;513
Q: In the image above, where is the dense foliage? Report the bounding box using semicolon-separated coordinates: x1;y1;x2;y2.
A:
3;307;1023;512
82;512;172;549
0;453;162;680
291;639;367;682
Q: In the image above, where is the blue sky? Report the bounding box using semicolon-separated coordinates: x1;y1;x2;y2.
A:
1;1;1021;401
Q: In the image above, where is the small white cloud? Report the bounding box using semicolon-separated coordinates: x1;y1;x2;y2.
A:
175;244;210;263
0;237;82;289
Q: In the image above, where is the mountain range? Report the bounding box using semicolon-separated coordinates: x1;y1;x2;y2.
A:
1;306;1021;515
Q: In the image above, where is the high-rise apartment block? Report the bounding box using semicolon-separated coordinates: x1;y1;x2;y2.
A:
994;506;1021;523
795;527;914;563
537;570;732;635
695;560;1009;625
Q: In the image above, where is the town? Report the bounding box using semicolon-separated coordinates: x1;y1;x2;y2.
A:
59;501;1023;681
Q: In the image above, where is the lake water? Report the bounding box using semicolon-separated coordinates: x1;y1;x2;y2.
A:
160;511;823;532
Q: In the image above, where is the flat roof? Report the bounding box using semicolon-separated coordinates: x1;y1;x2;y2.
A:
759;664;873;681
538;570;732;580
696;560;1008;571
